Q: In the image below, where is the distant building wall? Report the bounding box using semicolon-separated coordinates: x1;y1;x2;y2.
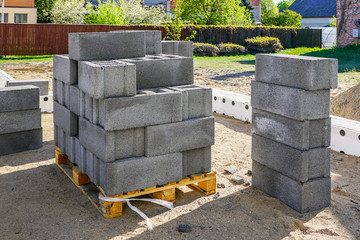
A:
249;0;261;23
301;17;333;28
336;0;360;47
0;7;37;23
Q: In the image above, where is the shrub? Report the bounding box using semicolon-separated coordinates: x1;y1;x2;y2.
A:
85;0;125;25
217;43;246;55
193;43;220;56
245;36;283;53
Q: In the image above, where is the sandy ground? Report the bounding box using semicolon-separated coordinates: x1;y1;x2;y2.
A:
0;63;360;240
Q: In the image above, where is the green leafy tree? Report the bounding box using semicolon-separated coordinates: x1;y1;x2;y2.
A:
177;0;252;25
330;16;337;27
50;0;87;24
240;0;254;21
119;0;166;25
85;0;125;25
261;0;279;25
277;0;295;10
35;0;56;23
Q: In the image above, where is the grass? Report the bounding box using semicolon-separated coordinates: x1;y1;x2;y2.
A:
0;55;53;64
195;45;360;73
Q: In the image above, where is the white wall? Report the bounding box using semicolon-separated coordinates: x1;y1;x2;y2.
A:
301;17;333;28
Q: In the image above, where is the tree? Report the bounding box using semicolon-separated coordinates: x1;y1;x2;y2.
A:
85;0;125;25
261;0;279;25
119;0;166;25
177;0;252;25
35;0;56;23
277;0;295;10
50;0;87;24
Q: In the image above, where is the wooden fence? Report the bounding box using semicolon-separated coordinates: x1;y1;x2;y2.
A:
0;23;321;56
0;24;165;55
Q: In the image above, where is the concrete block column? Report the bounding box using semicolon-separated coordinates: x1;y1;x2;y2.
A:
251;54;338;213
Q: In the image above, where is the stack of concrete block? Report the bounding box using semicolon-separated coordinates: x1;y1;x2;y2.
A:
0;85;42;155
53;31;214;196
162;40;193;57
251;54;338;213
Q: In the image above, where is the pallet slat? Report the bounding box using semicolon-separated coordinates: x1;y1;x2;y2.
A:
55;147;217;218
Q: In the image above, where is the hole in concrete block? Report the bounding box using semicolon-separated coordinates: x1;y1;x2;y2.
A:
214;96;217;101
222;98;226;103
340;151;345;154
44;97;49;101
232;101;235;106
245;105;249;110
359;135;360;140
340;130;345;136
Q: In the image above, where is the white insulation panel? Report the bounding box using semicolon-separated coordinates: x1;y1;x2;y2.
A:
40;92;53;113
212;88;360;157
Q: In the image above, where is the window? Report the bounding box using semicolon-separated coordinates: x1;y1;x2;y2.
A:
14;14;27;23
0;13;8;23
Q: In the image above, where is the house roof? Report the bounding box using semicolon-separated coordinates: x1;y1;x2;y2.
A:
288;0;336;18
142;0;167;7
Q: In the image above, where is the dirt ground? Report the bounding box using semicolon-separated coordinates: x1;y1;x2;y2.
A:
0;63;360;240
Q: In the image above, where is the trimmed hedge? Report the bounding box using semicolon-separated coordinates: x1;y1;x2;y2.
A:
181;25;321;49
245;36;283;53
217;43;246;55
193;43;220;56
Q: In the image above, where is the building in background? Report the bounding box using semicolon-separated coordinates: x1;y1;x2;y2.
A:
0;0;37;23
336;0;360;47
288;0;336;27
248;0;261;23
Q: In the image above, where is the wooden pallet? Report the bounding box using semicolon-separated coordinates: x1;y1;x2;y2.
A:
55;147;217;218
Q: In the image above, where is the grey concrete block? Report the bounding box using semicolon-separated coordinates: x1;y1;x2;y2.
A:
7;79;49;95
53;55;78;84
111;30;162;55
162;41;193;57
145;30;162;54
53;101;78;136
145;117;215;157
255;54;338;90
70;85;80;116
0;129;42;156
98;88;182;131
0;109;41;135
78;60;136;99
251;81;330;120
79;117;145;162
182;147;211;178
252;134;330;183
252;108;330;150
0;86;39;112
99;152;183;196
68;32;146;61
119;54;193;89
54;80;70;108
170;85;212;120
252;160;331;213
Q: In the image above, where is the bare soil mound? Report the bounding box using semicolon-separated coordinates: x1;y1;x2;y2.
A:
330;83;360;121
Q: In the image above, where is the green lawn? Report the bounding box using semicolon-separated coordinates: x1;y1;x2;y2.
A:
195;45;360;73
0;55;53;64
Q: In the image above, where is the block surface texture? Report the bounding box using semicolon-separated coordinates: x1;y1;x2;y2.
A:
98;88;182;130
145;117;215;157
0;109;41;135
53;101;78;136
68;32;146;61
255;54;338;90
53;55;78;84
99;153;183;196
182;147;212;178
252;161;331;213
252;108;330;150
119;55;193;89
78;60;136;99
252;134;330;182
251;81;330;120
0;129;42;156
0;86;39;112
161;41;193;57
7;79;49;95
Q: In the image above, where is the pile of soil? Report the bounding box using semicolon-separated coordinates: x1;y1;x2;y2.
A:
330;83;360;121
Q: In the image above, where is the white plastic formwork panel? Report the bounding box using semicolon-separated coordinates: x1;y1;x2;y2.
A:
212;88;252;123
40;92;53;113
331;115;360;157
